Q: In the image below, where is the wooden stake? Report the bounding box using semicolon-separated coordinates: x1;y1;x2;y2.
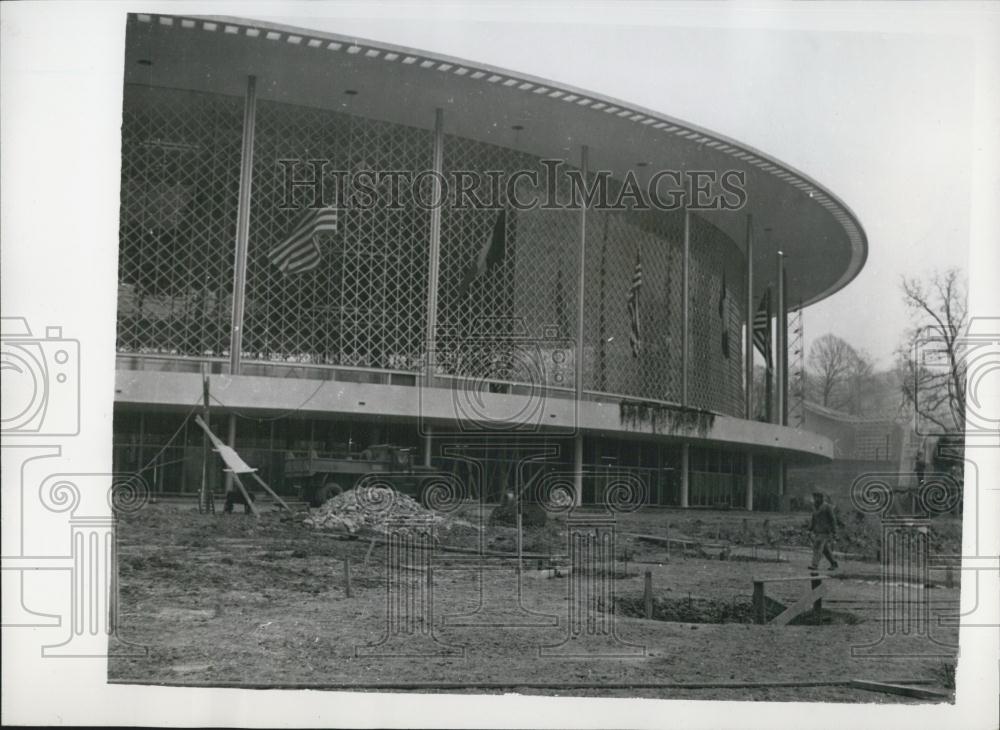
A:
752;581;766;625
200;370;212;513
343;558;352;598
644;570;653;619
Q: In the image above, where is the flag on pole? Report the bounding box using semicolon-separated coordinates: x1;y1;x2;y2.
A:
268;208;338;274
627;247;643;358
752;287;773;368
719;270;730;359
459;209;507;296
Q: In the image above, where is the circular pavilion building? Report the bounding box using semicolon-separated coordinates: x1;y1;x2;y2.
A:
113;13;867;509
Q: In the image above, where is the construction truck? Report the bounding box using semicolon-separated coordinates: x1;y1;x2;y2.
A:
284;444;440;507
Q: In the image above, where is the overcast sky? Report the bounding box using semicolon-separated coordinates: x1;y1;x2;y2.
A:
254;2;986;369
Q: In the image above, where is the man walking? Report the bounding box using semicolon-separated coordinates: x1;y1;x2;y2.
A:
808;490;838;571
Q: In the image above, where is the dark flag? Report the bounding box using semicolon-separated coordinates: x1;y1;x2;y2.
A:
627;247;643;358
268;207;338;274
459;209;506;296
719;270;730;359
752;287;773;368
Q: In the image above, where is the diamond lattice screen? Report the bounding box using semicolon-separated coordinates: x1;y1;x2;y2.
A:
688;215;746;417
244;103;433;369
117;84;243;357
585;205;685;403
117;84;748;417
435;137;580;386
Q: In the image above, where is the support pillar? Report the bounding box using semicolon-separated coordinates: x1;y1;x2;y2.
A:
423;424;433;468
745;452;754;511
573;433;584;507
775;250;787;426
424;108;444;389
776;458;785;511
680;443;690;508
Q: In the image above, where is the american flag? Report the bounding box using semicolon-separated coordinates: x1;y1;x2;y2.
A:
268;208;338;274
627;247;643;358
753;287;772;368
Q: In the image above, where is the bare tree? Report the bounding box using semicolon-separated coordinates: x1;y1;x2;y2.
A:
807;334;856;409
896;268;968;434
844;348;875;416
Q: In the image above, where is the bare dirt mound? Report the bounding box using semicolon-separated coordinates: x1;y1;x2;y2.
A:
303;487;443;534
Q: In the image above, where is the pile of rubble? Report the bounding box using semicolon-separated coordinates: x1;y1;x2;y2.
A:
303;487;444;536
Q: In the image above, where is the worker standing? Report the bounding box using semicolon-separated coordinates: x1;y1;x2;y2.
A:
807;490;838;571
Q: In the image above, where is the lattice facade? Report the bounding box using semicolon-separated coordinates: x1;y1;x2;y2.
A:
117;85;243;357
117;84;748;416
244;101;432;370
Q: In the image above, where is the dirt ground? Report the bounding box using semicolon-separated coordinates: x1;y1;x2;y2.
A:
109;497;960;702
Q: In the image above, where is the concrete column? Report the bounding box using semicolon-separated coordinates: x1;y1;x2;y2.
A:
423;424;433;468
777;457;785;510
680;443;690;508
745;452;754;511
572;433;584;506
775;251;787;426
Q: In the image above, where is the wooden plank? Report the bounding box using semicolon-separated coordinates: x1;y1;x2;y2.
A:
230;473;260;518
753;575;834;584
848;680;951;701
771;582;828;626
250;472;293;513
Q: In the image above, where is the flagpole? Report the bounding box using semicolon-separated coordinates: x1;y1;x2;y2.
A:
680;207;690;509
225;74;257;494
775;250;787;511
573;145;589;507
765;285;774;423
744;215;753;512
744;215;753;419
681;208;690;407
423;107;445;467
775;251;787;427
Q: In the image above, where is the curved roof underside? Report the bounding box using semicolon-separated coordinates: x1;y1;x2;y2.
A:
124;13;868;307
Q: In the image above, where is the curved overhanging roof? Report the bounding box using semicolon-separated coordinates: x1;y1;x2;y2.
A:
124;13;868;307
